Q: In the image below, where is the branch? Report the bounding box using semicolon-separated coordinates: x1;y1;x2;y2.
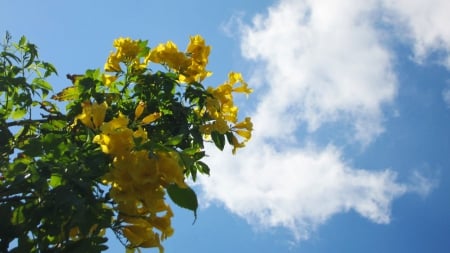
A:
6;115;67;127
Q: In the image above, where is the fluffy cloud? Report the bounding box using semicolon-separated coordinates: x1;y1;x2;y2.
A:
199;0;435;241
201;143;407;240
240;0;397;145
382;0;450;68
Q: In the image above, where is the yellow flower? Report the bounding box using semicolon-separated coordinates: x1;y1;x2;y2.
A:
147;36;212;84
74;101;107;129
150;208;174;239
100;112;129;131
186;35;210;66
123;225;159;248
127;151;158;185
228;72;253;95
134;101;145;119
93;113;134;155
105;37;146;72
230;134;246;154
146;41;188;71
141;112;161;125
133;126;148;140
155;151;187;188
104;52;122;72
91;102;108;128
74;101;94;128
233;117;253;131
235;129;251;139
122;216;167;251
113;37;141;60
214;118;229;134
102;74;117;87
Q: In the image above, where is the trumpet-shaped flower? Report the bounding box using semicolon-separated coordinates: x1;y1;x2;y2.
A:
141;112;161;125
135;101;145;119
113;37;141;60
104;52;122;72
93;113;133;156
74;101;107;129
102;74;118;87
156;151;187;188
146;41;188;71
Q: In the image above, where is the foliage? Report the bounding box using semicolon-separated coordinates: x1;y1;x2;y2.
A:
0;32;253;252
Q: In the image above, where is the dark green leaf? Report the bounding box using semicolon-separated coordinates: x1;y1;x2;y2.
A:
12;206;25;225
226;131;234;145
23;138;43;157
195;161;210;175
211;131;225;151
167;184;198;219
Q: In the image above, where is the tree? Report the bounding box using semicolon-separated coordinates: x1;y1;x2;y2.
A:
0;32;253;252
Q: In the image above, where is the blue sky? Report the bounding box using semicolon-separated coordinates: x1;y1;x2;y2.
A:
2;0;450;252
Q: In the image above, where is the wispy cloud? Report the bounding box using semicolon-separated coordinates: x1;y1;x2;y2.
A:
382;0;450;68
199;0;436;241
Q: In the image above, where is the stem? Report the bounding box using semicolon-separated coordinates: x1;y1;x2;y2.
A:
6;115;67;127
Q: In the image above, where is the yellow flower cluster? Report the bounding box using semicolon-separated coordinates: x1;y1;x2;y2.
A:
73;101;108;129
104;37;146;72
70;35;254;251
74;103;186;251
123;35;211;83
103;35;213;84
201;72;254;153
90;111;186;251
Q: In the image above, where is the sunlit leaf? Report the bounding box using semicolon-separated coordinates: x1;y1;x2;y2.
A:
51;86;79;101
164;134;184;146
18;36;27;47
11;108;27;120
32;78;53;92
49;174;62;188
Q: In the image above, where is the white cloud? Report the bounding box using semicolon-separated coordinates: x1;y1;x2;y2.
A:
240;0;397;146
198;0;436;242
200;143;407;240
382;0;450;68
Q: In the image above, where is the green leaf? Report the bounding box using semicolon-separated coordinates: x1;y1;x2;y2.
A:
12;206;25;225
164;134;184;146
49;174;62;188
32;78;53;92
195;161;210;175
167;184;198;219
40;61;58;77
226;131;234;145
182;147;199;156
211;131;225;151
11;108;27;120
18;36;27;47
